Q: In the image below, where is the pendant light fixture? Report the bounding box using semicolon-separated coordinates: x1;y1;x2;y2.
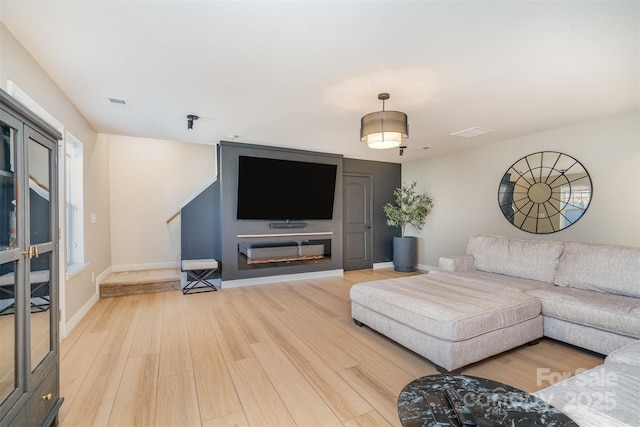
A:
360;93;408;149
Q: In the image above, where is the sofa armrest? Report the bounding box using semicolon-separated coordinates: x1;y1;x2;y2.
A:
439;255;475;272
605;340;640;367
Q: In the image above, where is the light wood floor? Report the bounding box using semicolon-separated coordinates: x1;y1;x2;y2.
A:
58;269;604;426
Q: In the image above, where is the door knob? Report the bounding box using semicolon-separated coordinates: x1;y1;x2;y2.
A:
21;247;35;258
20;246;39;258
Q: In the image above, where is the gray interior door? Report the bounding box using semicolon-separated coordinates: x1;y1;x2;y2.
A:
343;174;372;271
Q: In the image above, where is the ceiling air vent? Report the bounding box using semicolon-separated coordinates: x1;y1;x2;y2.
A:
107;97;129;108
450;127;493;138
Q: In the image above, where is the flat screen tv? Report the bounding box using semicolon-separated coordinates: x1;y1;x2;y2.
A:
236;155;337;220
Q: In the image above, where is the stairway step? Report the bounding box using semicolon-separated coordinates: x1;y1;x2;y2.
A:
100;268;181;298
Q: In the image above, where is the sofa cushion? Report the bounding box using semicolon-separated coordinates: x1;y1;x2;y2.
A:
527;286;640;339
465;234;564;283
605;340;640;366
350;273;541;342
534;362;640;427
430;269;554;292
438;255;475;272
553;241;640;298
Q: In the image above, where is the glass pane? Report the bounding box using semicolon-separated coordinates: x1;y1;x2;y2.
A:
30;252;51;372
28;137;53;372
28;138;51;245
1;125;17;251
0;261;17;404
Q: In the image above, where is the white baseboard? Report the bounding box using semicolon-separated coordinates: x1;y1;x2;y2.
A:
373;262;394;269
111;261;179;272
221;269;344;288
96;267;112;289
418;264;437;271
372;262;434;272
61;266;111;339
63;291;99;339
61;292;100;339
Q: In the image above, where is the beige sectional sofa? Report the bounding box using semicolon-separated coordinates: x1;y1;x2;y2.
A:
534;340;640;426
350;234;640;424
437;234;640;355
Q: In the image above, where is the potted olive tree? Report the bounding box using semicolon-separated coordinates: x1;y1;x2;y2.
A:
383;181;434;272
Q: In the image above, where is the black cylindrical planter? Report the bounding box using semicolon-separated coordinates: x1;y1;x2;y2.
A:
393;236;418;272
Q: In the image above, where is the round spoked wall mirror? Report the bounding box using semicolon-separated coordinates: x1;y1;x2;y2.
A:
498;151;592;234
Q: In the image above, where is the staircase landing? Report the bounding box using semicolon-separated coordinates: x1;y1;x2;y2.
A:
100;268;181;298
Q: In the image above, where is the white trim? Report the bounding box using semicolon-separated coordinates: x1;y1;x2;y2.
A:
7;81;63;133
61;266;109;338
96;267;112;291
62;289;99;339
221;269;343;288
65;131;85;271
373;262;394;269
65;262;89;279
417;263;437;271
111;261;179;272
95;267;110;299
57;130;67;341
373;262;435;271
178;176;217;209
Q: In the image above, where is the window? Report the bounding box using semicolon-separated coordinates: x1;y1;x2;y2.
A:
66;133;84;272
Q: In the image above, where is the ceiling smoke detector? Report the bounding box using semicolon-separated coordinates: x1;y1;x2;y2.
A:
450;127;493;138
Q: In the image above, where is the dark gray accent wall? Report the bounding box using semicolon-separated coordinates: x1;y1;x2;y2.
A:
180;180;221;281
219;141;343;281
343;158;401;263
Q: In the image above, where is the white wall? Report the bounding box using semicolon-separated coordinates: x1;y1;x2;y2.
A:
0;23;110;325
2;20;218;324
403;112;640;267
108;135;217;270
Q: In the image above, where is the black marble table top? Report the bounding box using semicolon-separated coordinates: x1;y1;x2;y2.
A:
398;374;577;427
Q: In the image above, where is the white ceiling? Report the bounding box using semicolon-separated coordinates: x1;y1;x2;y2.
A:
1;0;638;163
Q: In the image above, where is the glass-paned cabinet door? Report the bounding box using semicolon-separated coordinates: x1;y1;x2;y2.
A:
1;120;17;252
27;129;56;373
0;112;22;411
0;261;19;408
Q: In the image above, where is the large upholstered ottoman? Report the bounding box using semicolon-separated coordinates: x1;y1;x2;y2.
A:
350;274;543;372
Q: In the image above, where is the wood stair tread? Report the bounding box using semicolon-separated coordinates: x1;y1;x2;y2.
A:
100;268;181;297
